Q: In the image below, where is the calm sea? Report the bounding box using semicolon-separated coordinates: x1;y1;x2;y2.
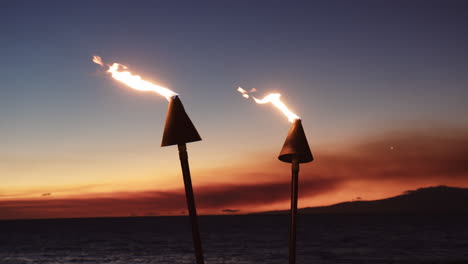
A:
1;214;467;264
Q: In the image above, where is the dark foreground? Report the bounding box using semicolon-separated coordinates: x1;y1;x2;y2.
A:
1;214;468;264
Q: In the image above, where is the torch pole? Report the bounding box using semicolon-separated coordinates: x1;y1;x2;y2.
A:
178;143;205;264
278;119;312;263
289;158;300;264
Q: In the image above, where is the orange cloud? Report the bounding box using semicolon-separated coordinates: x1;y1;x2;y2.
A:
1;128;468;220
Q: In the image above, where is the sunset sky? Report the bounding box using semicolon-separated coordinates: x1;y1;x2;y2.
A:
1;1;468;219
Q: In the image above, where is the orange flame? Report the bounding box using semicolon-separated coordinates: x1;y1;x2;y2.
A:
237;87;300;122
92;56;177;101
237;87;250;98
92;55;103;66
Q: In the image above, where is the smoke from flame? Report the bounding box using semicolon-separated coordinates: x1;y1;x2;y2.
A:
92;56;178;101
237;87;300;122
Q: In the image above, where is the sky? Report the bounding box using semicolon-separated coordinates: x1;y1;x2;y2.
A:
1;0;468;219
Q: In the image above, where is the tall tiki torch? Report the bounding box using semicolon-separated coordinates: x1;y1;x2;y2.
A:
161;95;205;264
278;119;313;264
93;56;205;264
238;88;313;264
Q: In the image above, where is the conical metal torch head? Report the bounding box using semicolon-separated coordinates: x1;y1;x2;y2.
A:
278;119;313;163
161;96;202;147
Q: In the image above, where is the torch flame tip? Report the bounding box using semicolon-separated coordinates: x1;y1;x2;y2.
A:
92;55;104;66
237;87;301;122
92;55;178;100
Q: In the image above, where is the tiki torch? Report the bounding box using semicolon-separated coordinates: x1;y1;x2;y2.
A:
279;119;313;264
238;88;313;264
161;95;205;264
93;56;205;264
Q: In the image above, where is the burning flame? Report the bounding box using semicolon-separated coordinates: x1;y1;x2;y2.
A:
237;87;250;98
237;87;300;122
92;56;178;101
92;55;103;66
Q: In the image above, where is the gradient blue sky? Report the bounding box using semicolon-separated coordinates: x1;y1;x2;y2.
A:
1;1;468;217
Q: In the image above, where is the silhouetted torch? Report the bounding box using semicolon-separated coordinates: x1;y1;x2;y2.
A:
161;96;204;264
93;56;205;264
279;119;313;264
238;88;314;264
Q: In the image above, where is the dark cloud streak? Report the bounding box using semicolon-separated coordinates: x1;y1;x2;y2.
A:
0;178;341;220
1;129;468;220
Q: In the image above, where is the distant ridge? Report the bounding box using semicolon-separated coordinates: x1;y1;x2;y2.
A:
258;186;468;214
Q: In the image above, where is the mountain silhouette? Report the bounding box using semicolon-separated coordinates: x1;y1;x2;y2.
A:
259;186;468;214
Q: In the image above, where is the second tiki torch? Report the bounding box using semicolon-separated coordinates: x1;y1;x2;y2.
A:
238;88;314;264
278;118;313;264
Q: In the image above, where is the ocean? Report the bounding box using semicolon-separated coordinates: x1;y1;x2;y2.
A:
1;214;467;264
